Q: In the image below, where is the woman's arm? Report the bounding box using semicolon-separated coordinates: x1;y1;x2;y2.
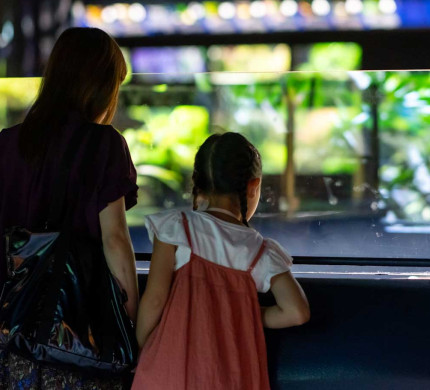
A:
261;271;310;328
99;196;138;322
136;236;176;348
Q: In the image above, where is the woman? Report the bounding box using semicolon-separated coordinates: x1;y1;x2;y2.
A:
0;27;138;389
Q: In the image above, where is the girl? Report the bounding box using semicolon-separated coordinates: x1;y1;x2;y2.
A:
132;132;310;390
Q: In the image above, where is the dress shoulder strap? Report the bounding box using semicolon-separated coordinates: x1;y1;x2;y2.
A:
181;211;193;251
247;240;266;273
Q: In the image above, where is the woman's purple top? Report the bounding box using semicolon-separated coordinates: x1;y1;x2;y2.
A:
0;117;138;289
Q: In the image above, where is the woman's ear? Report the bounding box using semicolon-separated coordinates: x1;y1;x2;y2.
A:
247;177;261;198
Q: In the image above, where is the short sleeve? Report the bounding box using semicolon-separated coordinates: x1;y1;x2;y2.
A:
145;209;190;248
97;128;138;212
252;238;293;293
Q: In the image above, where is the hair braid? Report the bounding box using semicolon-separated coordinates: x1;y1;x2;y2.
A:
238;183;249;227
191;184;199;210
192;134;221;209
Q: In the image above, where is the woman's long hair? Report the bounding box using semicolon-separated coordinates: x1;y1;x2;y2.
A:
18;27;127;163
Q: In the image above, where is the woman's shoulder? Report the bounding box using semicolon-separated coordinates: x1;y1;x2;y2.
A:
89;122;120;134
1;124;21;131
0;124;21;139
0;125;21;156
85;123;125;143
77;123;129;160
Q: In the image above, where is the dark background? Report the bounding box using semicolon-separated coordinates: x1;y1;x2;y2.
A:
1;0;430;77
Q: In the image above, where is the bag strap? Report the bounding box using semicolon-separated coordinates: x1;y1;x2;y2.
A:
181;212;193;252
247;240;266;273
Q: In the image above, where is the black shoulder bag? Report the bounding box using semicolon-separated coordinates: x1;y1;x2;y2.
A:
0;125;138;374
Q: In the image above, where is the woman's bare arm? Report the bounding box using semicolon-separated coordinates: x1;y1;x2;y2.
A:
99;196;138;322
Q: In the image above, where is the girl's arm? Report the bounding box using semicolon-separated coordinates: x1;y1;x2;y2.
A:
99;196;139;323
261;271;310;328
136;236;176;348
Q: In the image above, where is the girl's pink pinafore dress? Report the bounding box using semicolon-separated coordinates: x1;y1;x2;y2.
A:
132;212;271;390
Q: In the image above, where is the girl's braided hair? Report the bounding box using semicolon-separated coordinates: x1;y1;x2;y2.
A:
192;132;262;227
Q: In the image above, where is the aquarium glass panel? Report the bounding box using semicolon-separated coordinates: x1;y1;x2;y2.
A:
2;70;430;261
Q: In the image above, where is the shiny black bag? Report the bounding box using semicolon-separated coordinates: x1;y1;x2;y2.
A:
0;125;138;374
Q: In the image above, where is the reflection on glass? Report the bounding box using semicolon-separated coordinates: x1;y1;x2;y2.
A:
130;46;207;82
294;43;362;71
208;44;291;73
1;70;430;260
74;0;413;37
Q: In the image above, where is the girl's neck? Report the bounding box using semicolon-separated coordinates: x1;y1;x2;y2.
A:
204;195;244;226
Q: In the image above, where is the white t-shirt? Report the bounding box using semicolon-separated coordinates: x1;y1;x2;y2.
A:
145;209;293;293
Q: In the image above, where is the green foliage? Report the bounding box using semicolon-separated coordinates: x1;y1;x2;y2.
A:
297;43;362;72
213;79;287;174
259;141;287;174
123;105;210;172
0;78;40;108
322;157;359;175
136;165;182;191
0;78;39;130
369;71;430;220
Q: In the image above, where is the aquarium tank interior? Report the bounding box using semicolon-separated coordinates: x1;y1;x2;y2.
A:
1;68;430;261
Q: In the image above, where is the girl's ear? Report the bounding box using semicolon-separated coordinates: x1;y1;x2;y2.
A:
247;177;261;198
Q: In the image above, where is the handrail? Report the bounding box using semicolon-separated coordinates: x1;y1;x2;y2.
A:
135;253;430;268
